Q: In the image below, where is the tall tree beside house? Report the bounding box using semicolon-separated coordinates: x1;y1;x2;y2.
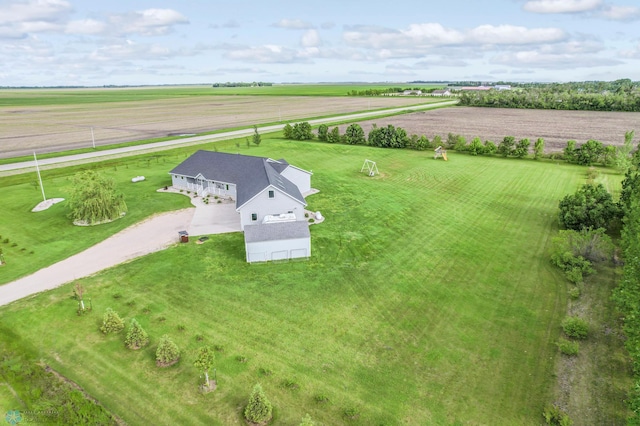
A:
67;170;127;225
252;125;261;146
194;346;215;387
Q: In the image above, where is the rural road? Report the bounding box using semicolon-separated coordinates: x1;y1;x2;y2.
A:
0;209;195;307
0;100;457;173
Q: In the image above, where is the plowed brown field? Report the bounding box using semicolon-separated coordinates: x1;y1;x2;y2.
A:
0;95;432;158
336;107;640;152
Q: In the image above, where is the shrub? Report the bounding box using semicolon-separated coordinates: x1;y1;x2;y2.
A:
314;393;330;404
258;367;273;376
543;404;573;425
299;413;315;426
558;183;619;231
317;124;328;141
100;308;124;334
557;338;579;356
562;316;589;339
125;319;149;350
281;378;300;391
244;384;273;424
156;335;180;367
343;407;361;420
568;287;581;300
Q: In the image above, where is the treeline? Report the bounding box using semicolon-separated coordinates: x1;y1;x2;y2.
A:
282;121;634;168
346;87;435;96
459;79;640;112
612;148;640;423
211;82;273;87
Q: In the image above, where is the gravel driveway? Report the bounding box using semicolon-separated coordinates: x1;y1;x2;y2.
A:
0;208;195;306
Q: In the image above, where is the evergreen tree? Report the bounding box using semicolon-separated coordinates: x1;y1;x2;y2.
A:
316;124;328;141
100;308;124;334
252;126;261;146
156;335;180;367
244;384;273;424
125;318;149;350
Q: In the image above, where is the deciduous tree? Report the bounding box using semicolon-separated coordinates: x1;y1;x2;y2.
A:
316;124;328;141
497;136;515;157
68;171;127;225
558;183;619;231
194;346;215;387
534;138;545;160
344;123;365;145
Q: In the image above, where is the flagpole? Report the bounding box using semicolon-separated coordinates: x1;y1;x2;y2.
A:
33;152;46;202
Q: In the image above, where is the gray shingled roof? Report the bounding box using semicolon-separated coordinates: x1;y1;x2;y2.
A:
244;221;310;243
169;150;306;208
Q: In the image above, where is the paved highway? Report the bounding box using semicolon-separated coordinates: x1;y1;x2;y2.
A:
0;100;457;173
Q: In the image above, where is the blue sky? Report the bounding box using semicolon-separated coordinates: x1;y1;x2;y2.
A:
1;0;639;86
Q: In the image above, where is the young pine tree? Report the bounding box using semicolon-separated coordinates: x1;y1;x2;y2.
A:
100;308;124;334
156;335;180;367
125;318;149;350
244;384;273;424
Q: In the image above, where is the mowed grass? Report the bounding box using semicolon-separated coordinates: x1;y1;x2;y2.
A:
0;141;606;424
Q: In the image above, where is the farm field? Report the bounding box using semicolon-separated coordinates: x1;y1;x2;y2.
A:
0;139;629;424
0;86;440;158
337;107;640;152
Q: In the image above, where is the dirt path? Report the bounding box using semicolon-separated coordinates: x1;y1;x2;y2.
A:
0;208;195;306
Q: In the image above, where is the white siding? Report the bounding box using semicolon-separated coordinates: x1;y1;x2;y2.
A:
281;167;311;194
238;187;305;230
245;237;310;262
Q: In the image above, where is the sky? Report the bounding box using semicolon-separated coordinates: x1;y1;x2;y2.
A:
1;0;640;86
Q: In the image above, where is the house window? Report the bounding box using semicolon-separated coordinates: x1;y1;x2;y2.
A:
268;190;274;198
251;213;257;221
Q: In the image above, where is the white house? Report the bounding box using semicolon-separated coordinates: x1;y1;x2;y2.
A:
170;151;313;262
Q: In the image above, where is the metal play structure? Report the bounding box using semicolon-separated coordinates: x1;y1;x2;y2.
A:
360;159;379;176
434;146;448;161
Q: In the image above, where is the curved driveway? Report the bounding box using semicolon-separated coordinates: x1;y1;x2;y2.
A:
0;209;195;306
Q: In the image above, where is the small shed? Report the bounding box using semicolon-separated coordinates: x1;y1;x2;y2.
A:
244;221;310;263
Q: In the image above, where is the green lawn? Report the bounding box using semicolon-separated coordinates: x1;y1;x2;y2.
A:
0;141;625;424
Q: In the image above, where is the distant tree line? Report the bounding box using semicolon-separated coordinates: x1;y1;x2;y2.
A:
211;82;273;87
346;87;438;96
459;79;640;112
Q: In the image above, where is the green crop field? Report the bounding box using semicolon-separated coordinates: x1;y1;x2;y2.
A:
0;139;628;424
0;83;444;107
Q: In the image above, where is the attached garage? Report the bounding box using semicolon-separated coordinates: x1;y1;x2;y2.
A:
244;221;311;263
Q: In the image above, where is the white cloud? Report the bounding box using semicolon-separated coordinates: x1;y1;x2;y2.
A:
225;45;313;64
89;40;185;61
600;5;640;20
343;23;566;51
65;19;107;35
468;25;566;44
109;8;189;36
0;0;72;24
523;0;602;13
272;19;314;30
301;29;320;47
